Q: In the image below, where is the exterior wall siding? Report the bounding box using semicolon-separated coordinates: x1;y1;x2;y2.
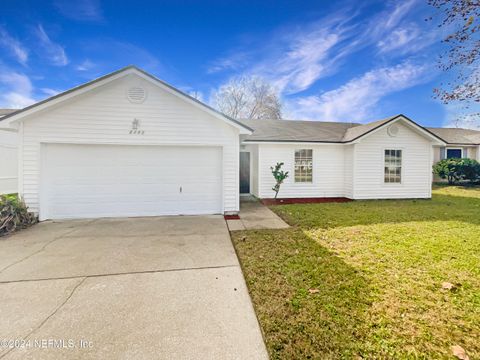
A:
343;144;354;198
0;130;18;194
257;143;346;199
353;122;432;199
20;74;240;214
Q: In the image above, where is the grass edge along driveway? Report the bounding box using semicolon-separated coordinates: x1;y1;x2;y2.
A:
231;186;480;359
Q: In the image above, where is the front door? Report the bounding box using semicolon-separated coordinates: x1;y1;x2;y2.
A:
240;152;250;194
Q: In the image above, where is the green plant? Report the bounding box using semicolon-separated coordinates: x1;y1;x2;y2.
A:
0;195;38;237
460;158;480;182
433;158;480;184
271;162;289;199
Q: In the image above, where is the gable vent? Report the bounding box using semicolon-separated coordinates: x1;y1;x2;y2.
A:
127;86;147;104
387;124;399;137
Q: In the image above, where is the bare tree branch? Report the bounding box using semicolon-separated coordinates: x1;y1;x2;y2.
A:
213;76;282;120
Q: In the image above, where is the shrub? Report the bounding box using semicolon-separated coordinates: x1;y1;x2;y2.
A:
0;195;38;237
433;158;480;184
460;158;480;182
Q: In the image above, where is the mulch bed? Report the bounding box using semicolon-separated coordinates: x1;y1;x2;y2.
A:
224;214;241;220
261;197;352;206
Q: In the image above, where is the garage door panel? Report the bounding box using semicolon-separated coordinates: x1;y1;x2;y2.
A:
42;144;223;219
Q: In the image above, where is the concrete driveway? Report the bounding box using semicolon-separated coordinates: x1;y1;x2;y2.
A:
0;216;268;360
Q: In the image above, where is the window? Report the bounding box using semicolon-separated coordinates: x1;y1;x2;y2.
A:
446;148;462;159
295;149;313;182
384;149;402;183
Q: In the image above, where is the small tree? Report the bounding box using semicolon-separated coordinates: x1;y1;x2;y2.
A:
271;162;289;199
433;158;480;184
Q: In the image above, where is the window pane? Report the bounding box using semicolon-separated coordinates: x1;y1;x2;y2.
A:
384;149;402;183
295;149;313;183
446;149;462;159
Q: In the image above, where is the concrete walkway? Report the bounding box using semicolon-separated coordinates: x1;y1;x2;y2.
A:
0;216;268;360
227;196;290;231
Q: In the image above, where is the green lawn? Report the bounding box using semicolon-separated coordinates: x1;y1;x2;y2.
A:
231;186;480;359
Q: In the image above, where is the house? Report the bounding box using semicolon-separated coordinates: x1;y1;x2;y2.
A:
0;65;461;220
427;127;480;162
0;109;19;194
240;117;446;200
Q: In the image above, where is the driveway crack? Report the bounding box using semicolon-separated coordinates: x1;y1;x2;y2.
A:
0;219;97;275
0;277;87;359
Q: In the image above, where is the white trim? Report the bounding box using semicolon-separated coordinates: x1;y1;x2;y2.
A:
243;141;345;146
293;148;314;184
382;147;404;185
18;123;23;198
239;149;252;195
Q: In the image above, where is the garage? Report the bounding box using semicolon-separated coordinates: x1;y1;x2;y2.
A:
40;144;223;219
0;66;252;219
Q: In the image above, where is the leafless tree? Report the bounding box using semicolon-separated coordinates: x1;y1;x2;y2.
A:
428;0;480;126
213;76;282;120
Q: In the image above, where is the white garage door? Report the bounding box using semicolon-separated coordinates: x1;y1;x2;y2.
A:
41;144;223;219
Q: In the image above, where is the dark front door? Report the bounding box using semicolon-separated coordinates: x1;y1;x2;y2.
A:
240;152;250;194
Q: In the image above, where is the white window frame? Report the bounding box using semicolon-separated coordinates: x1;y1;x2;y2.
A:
383;148;403;184
445;147;463;159
294;149;313;183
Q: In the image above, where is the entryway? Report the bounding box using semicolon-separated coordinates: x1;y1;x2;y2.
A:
240;152;250;194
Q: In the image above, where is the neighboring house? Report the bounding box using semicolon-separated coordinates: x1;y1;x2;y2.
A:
0;65;467;221
427;127;480;162
0;109;19;194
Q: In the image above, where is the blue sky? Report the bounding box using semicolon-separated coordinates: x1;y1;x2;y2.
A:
0;0;464;127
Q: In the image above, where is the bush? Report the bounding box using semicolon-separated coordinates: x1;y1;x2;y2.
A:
0;195;38;237
433;158;480;184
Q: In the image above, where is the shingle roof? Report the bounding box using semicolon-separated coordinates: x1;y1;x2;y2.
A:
241;116;405;143
240;119;360;143
427;127;480;145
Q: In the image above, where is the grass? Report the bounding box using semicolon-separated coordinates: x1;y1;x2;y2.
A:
231;186;480;359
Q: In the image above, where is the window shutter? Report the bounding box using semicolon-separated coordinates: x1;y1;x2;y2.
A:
440;147;446;160
463;148;468;158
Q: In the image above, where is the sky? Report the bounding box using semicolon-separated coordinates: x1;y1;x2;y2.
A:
0;0;470;127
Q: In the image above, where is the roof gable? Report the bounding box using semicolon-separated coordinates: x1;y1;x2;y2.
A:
343;115;445;144
242;115;445;145
0;66;252;134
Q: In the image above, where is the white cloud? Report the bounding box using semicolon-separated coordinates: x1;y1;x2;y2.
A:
207;52;249;74
0;71;36;108
378;26;420;53
76;59;96;71
260;29;345;94
54;0;103;21
35;24;68;66
210;0;427;98
41;88;61;97
288;62;431;122
0;27;28;65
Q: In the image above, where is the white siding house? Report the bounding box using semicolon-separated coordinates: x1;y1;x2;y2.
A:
0;66;458;220
0;66;251;220
253;143;346;199
242;116;445;200
352;122;433;199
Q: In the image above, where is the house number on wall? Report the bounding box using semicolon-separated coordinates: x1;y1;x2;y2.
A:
129;118;145;135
